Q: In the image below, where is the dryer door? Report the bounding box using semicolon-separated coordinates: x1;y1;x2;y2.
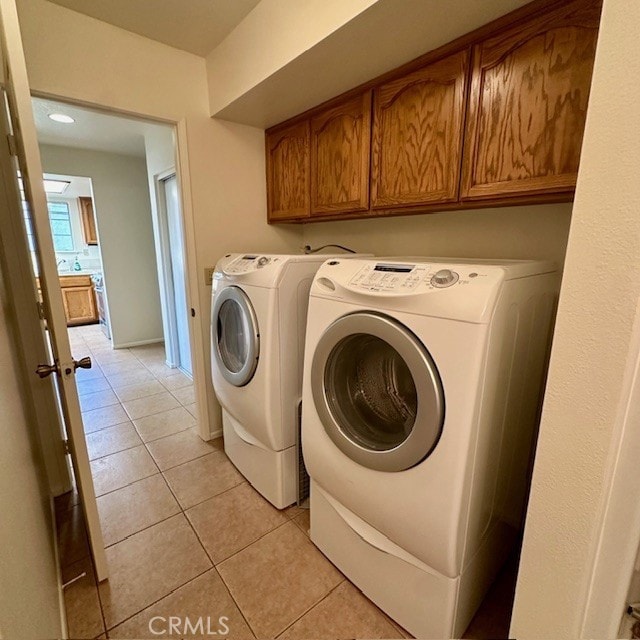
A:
212;286;259;387
311;312;444;472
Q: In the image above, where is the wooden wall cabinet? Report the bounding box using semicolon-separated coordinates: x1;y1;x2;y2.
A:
461;0;600;200
60;275;98;326
265;0;600;223
266;120;310;221
310;91;372;216
371;50;469;208
79;196;98;245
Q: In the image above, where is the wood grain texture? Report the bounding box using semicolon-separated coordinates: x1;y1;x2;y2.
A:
59;275;92;288
371;50;469;208
61;284;97;325
79;196;98;245
266;120;310;221
461;0;601;199
310;91;371;215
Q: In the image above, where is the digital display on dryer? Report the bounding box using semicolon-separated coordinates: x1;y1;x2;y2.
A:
242;255;258;260
374;264;414;273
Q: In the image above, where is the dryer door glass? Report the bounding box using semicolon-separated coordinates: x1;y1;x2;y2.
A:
311;312;444;472
324;334;417;451
212;286;259;387
218;300;249;373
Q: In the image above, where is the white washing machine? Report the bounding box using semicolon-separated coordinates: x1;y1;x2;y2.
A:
211;253;358;509
302;257;559;638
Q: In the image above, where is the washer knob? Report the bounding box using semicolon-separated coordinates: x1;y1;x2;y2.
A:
257;256;270;267
431;269;459;287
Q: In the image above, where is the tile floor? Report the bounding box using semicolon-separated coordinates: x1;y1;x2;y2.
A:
56;324;515;640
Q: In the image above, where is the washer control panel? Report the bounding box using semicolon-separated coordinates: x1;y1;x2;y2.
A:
348;262;480;292
223;254;278;274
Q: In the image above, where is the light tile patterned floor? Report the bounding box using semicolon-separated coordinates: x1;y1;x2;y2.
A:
57;324;513;639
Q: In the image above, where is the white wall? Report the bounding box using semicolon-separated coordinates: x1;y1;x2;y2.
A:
206;0;531;127
510;0;640;636
303;203;572;265
0;258;62;638
206;0;377;115
39;144;164;348
16;0;301;434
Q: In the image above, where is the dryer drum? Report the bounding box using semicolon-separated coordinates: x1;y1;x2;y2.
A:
329;334;417;450
310;312;445;472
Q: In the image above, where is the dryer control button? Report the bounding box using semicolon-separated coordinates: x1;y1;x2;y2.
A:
431;269;459;288
257;256;270;268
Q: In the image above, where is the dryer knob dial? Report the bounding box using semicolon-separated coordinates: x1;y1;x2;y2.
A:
257;256;270;267
431;269;459;287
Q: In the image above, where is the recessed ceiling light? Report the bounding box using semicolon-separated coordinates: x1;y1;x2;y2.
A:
48;113;75;124
43;179;70;194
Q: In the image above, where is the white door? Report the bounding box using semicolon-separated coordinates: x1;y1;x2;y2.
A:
0;0;107;580
164;174;192;375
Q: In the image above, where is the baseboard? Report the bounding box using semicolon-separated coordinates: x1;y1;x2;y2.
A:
178;366;193;381
113;338;164;349
209;428;222;440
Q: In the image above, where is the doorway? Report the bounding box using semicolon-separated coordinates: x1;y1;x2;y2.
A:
156;170;192;376
30;96;209;567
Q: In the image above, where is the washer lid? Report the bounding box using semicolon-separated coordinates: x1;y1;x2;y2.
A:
311;312;444;472
212;286;259;387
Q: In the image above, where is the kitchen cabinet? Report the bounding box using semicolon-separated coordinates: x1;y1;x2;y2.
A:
310;91;372;216
60;275;98;326
461;0;600;200
266;120;310;221
79;196;98;245
371;51;468;209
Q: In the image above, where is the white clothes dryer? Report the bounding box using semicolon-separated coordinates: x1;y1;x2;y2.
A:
211;253;358;509
301;257;559;638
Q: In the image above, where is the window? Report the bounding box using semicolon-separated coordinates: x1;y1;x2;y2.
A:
47;201;74;252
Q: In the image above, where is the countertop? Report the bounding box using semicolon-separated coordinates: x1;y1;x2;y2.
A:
58;271;100;277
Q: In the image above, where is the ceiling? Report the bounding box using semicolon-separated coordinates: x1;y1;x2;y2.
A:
43;173;92;198
45;0;261;57
32;97;168;157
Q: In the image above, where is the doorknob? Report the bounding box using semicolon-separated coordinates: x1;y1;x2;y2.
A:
36;356;92;378
74;357;92;371
36;361;60;378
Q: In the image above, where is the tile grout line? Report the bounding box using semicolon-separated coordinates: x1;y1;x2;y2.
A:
158;470;258;639
76;329;200;635
215;517;293;569
71;328;278;639
99;436;257;638
174;477;246;512
104;566;213;636
273;578;347;639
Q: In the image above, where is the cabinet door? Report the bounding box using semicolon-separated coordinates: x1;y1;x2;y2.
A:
266;120;310;221
461;0;600;200
62;285;97;326
310;91;371;215
371;50;469;209
79;196;98;244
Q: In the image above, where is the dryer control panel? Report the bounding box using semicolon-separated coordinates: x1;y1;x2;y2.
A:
223;254;279;274
347;262;481;292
